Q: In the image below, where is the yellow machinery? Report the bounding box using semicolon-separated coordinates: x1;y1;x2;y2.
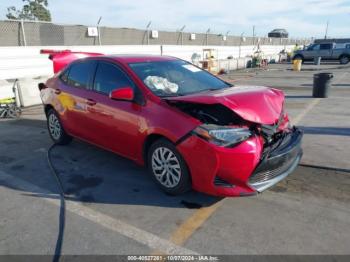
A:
200;49;218;74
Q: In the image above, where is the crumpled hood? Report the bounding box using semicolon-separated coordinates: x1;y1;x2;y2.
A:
165;86;285;125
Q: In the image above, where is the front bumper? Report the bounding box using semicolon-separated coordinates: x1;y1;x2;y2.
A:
177;127;303;197
248;128;303;192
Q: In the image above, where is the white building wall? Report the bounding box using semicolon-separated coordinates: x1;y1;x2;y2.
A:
0;44;293;106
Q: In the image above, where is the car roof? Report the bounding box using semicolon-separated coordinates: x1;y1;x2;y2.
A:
98;54;178;63
271;29;287;32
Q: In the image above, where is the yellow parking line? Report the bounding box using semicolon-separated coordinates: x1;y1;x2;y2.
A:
292;98;321;125
163;98;321;249
169;199;224;245
150;199;224;256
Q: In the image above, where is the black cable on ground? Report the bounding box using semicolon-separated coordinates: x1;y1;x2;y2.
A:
47;144;66;262
299;163;350;174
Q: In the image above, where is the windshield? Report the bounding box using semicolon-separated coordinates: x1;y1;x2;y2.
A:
128;60;232;97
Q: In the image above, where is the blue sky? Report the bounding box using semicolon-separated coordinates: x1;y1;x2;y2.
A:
1;0;350;38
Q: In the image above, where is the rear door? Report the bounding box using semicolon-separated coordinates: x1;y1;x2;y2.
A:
56;60;97;141
84;60;142;159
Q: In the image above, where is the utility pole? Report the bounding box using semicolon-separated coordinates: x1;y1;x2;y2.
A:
206;28;210;46
146;21;152;45
97;16;102;46
179;25;186;45
239;32;244;58
252;25;255;46
225;30;230;46
324;21;329;39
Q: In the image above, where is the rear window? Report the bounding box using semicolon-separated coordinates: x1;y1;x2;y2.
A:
67;60;96;88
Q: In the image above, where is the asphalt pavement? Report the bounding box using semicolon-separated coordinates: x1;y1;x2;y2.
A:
0;62;349;258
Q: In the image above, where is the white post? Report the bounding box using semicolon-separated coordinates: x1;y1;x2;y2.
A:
20;19;27;46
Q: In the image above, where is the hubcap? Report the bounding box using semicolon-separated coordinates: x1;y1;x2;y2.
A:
341;57;349;64
48;113;61;140
151;147;181;188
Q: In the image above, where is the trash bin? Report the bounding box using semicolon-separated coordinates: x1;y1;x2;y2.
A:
293;59;302;71
313;72;333;98
314;57;321;65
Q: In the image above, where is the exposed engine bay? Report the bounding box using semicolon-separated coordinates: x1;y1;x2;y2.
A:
168;101;292;154
168;102;246;126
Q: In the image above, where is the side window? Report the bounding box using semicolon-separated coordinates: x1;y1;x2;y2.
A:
59;68;70;83
320;44;332;50
346;44;350;49
94;62;133;95
312;44;320;51
67;60;96;89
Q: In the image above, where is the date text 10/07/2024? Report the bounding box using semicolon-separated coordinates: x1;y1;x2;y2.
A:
127;255;219;261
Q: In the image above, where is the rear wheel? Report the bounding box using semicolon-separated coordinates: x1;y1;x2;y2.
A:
147;139;191;195
339;55;350;65
47;109;72;145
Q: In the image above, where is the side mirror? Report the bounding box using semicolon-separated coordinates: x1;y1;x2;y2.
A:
110;86;134;101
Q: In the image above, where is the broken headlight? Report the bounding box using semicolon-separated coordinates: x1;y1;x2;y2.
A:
193;124;253;147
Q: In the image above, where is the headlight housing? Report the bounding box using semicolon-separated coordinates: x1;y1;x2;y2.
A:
193;124;253;147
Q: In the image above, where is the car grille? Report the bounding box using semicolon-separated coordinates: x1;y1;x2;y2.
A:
249;154;296;184
249;128;302;185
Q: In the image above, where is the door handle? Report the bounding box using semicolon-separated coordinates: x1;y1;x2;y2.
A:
54;89;61;94
86;98;96;106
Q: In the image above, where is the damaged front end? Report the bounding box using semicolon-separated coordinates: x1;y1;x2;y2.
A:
249;127;303;192
165;87;303;196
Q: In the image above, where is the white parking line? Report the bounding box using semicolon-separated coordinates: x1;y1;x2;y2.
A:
0;170;198;255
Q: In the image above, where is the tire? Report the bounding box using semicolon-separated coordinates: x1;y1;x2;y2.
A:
147;138;191;195
46;109;72;145
339;55;350;65
7;104;21;119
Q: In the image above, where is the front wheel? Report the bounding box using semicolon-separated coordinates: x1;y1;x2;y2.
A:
47;109;72;145
147;139;191;195
7;104;21;119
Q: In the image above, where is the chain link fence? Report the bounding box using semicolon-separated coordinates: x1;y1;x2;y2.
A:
0;19;312;47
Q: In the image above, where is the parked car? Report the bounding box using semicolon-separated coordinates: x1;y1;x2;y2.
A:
268;29;289;38
293;42;350;64
39;51;303;197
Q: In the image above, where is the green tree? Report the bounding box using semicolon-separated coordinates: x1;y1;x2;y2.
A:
6;0;51;21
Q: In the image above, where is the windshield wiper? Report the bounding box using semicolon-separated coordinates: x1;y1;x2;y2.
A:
159;93;184;98
189;86;232;95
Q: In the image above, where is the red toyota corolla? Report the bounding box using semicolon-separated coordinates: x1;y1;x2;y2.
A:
39;51;303;197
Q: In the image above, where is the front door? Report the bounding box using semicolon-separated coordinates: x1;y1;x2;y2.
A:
83;61;142;159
